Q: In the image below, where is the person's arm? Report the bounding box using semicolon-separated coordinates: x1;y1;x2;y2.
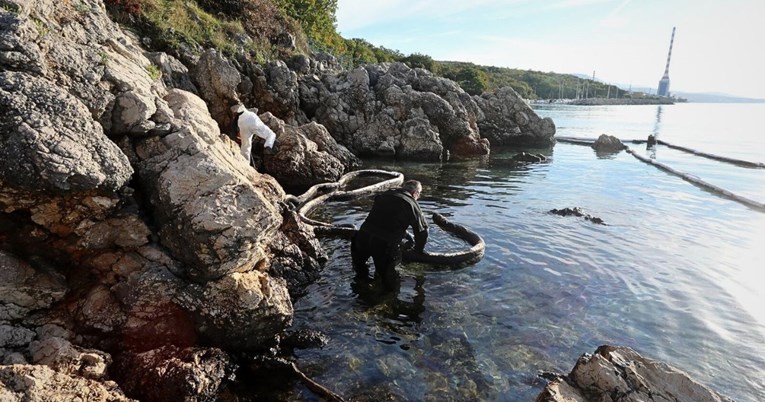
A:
413;227;428;252
411;201;429;252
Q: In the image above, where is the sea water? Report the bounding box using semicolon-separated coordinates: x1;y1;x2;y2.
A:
283;103;765;401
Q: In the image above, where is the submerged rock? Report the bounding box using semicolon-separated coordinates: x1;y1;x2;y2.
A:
592;133;626;153
549;207;605;225
535;345;734;402
512;152;548;163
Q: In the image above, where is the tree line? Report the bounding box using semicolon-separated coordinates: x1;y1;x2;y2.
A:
104;0;664;100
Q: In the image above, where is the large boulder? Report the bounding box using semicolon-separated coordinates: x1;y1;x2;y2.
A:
113;345;233;402
191;49;241;132
0;364;133;401
268;211;327;296
474;86;556;147
179;270;293;351
535;345;734;402
258;113;360;189
0;71;133;195
101;247;293;353
135;89;285;282
248;60;307;125
301;62;489;160
592;133;625;153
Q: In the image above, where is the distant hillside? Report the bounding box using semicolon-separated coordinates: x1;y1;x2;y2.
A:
671;92;765;103
434;61;678;102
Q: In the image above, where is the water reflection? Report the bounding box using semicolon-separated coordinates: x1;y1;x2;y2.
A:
351;274;426;331
647;105;663;159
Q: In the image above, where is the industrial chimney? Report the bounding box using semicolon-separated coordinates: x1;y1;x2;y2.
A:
657;27;676;97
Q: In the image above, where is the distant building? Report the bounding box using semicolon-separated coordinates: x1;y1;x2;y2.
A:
657;27;676;97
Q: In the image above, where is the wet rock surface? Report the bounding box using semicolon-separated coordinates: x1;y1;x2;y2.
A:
475;86;556;147
550;207;606;225
535;345;734;402
592;133;626;153
512;152;549;163
112;345;234;402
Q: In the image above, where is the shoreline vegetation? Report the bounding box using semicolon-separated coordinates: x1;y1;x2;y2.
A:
102;0;675;103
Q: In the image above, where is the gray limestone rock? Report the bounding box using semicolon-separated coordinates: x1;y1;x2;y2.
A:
0;251;67;321
145;51;199;94
110;264;196;353
301;62;489;161
191;49;241;131
0;364;134;401
0;325;35;349
268;211;327;296
535;345;734;402
474;86;556;147
258;113;359;188
136;89;284;281
592;133;626;153
29;337;111;381
0;71;133;194
247;60;304;124
179;270;293;351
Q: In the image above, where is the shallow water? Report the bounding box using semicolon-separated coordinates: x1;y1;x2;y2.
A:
286;103;765;401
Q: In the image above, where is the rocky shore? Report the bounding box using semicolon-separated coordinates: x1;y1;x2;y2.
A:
0;1;729;401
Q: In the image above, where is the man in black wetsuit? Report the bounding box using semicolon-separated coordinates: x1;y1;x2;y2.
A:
351;180;428;289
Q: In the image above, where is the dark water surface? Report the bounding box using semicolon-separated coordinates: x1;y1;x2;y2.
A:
284;103;765;401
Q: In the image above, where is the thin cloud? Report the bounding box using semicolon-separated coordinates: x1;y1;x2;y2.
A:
541;0;612;11
599;0;633;27
337;0;528;33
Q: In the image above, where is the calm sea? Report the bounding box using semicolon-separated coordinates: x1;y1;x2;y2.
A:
281;103;765;401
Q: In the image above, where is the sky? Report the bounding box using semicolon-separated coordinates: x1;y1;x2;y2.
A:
336;0;765;99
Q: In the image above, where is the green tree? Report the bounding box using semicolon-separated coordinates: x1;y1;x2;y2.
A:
372;45;403;63
454;66;488;95
401;53;436;72
273;0;341;50
344;38;378;65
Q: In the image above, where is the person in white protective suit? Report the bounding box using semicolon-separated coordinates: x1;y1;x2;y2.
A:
230;104;277;164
